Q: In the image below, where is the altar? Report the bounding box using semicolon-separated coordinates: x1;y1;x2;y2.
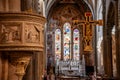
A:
55;56;86;77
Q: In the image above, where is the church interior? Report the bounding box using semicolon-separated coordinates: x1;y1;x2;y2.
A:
0;0;120;80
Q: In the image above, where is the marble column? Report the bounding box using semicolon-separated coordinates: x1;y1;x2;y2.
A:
9;0;20;11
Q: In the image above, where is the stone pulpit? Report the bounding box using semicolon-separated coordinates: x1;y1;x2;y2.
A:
0;12;45;80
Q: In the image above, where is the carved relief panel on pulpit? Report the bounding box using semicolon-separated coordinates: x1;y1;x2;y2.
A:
0;23;22;43
25;24;40;43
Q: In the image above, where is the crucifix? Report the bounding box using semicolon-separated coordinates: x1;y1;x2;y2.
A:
73;12;103;52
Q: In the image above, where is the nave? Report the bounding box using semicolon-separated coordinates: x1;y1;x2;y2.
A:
0;0;120;80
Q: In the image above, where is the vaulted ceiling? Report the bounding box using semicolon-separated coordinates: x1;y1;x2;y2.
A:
45;0;94;19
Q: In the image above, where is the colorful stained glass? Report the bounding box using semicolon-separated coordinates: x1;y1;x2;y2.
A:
55;29;61;60
63;22;71;60
73;29;80;60
55;24;80;61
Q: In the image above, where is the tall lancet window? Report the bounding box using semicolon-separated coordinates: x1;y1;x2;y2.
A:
55;23;80;61
63;22;71;60
73;29;80;60
55;29;61;60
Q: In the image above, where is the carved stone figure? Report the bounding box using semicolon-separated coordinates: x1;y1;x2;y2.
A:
1;28;9;42
0;25;21;43
25;24;40;43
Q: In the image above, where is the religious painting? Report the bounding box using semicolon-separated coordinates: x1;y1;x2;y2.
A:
73;29;80;60
55;29;61;60
0;24;21;43
63;22;71;60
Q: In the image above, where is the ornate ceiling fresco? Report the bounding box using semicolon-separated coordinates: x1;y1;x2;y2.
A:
46;0;92;30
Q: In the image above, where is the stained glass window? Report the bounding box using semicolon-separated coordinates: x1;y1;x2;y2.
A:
55;23;80;61
63;22;71;60
73;29;80;60
55;29;61;60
